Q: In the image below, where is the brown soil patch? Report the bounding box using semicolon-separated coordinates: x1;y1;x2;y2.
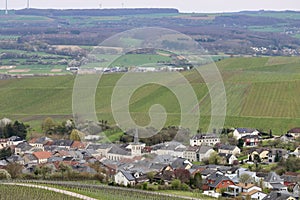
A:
0;66;16;69
53;45;82;51
51;69;62;72
9;69;30;73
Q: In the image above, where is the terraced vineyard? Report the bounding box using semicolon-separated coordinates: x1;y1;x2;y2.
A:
0;56;299;134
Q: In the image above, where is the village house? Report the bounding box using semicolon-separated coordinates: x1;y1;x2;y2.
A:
233;128;260;140
183;145;215;162
249;148;270;162
33;151;52;164
52;140;74;150
268;149;288;163
281;172;300;188
14;142;36;155
287;127;300;138
151;141;186;158
114;170;136;186
190;133;220;147
208;174;235;193
218;153;238;165
241;135;260;147
218;144;241;156
29;137;52;148
264;172;288;191
263;191;296;200
241;189;267;200
6;136;24;146
86;143;113;158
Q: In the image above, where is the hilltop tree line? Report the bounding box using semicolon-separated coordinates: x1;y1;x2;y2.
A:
15;8;179;17
120;126;190;146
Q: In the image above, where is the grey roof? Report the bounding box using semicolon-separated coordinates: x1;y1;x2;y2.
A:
35;137;52;144
120;170;135;181
241;135;259;139
270;183;287;190
185;145;213;154
209;175;231;188
52;140;74;147
191;133;219;140
48;156;63;163
185;146;199;152
171;158;190;169
108;145;131;156
152;141;186;151
198;145;213;154
8;136;22;141
7;155;23;162
24;153;37;161
150;163;168;171
281;175;300;183
236;128;257;133
207;171;224;181
201;168;217;176
86;143;112;150
263;191;295;200
218;153;234;160
16;142;33;151
152;154;175;164
219;144;237;151
265;172;284;183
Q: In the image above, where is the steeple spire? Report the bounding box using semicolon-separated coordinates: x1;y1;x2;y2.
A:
134;128;139;144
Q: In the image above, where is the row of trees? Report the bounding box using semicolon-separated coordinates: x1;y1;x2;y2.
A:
0;120;28;140
42;117;75;138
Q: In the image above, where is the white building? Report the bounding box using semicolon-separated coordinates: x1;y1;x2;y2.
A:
190;133;220;146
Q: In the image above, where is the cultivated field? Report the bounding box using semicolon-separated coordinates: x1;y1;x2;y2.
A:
0;184;80;200
0;56;299;134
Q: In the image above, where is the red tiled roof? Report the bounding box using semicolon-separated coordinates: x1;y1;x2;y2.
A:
71;141;85;149
33;151;52;160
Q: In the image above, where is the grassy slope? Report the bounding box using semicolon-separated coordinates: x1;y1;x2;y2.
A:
0;56;300;134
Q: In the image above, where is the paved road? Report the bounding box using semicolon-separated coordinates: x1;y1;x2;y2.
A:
1;182;97;200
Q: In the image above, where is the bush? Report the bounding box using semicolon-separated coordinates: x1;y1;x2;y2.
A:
142;182;148;190
180;183;190;191
171;179;181;190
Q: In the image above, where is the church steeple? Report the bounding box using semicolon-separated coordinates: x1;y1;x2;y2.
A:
134;128;139;144
131;128;142;157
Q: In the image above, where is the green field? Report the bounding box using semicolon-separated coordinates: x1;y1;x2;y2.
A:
0;56;300;134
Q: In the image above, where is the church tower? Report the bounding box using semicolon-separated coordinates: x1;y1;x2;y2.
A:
131;129;143;157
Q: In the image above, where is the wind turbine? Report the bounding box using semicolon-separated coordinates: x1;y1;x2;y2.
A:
5;0;8;15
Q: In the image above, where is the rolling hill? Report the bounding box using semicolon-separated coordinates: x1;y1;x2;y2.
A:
0;56;299;134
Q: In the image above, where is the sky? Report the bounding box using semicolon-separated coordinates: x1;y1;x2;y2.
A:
1;0;300;13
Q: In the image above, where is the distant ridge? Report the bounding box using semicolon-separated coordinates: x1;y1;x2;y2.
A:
14;8;179;16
